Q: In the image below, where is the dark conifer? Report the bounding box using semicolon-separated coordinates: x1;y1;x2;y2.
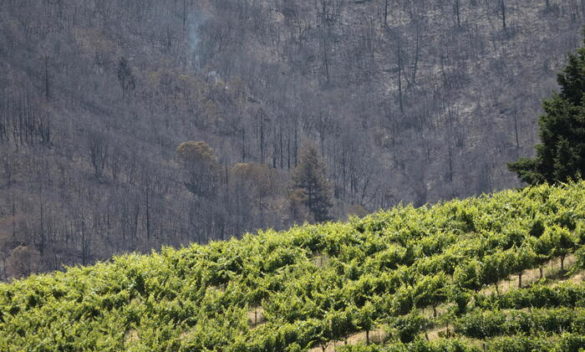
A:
509;35;585;184
291;145;332;222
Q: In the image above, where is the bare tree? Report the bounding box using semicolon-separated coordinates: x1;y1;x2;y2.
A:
88;132;109;180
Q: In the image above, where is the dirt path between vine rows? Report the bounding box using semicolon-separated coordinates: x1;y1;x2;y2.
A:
248;253;583;350
427;257;585;342
480;254;577;296
308;328;388;352
247;307;265;327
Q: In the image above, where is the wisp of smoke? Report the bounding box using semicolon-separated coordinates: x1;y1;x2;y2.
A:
188;11;207;71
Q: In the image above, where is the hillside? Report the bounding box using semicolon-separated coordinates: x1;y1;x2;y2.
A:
2;1;585;279
2;182;585;351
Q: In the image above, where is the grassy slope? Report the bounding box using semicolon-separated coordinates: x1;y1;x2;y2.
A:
2;183;585;351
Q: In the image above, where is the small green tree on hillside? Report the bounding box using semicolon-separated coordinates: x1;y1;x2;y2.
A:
290;145;332;223
509;35;585;184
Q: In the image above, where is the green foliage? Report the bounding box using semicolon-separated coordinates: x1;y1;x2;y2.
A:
508;37;585;185
475;282;585;310
390;314;431;343
455;308;585;338
1;182;585;351
484;335;555;352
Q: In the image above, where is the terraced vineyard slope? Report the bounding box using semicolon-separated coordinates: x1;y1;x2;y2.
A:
3;183;585;351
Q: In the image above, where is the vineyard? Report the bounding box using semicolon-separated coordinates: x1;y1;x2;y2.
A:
3;183;585;351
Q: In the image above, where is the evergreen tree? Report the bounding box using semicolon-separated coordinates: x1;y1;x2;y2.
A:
291;145;332;223
509;36;585;184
